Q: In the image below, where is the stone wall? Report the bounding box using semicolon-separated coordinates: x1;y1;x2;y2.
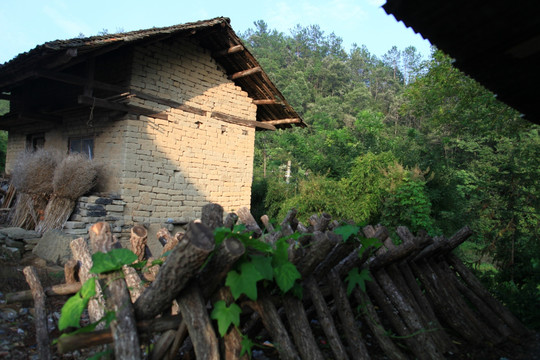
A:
64;194;126;237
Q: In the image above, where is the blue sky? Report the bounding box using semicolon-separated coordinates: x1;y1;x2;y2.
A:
0;0;432;64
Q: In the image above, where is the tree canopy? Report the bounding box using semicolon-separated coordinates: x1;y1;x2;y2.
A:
243;21;540;329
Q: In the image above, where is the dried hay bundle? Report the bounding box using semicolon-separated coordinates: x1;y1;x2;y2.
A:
10;193;36;229
9;149;63;229
37;154;98;233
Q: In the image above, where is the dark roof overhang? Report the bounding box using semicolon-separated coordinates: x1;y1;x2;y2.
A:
383;1;540;124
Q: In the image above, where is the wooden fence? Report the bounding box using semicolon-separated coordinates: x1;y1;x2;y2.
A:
10;203;531;359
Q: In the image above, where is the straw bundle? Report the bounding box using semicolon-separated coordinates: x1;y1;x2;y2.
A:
9;149;62;229
37;154;98;233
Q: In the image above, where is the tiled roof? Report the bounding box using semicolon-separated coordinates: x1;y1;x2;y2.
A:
0;17;304;128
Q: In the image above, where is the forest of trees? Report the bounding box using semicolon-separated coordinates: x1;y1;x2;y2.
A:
242;21;539;329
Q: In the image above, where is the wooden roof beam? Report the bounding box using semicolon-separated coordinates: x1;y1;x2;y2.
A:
38;70;183;109
210;111;276;130
264;118;302;126
0;111;62;126
253;99;283;105
229;67;262;80
78;95;168;121
213;45;244;57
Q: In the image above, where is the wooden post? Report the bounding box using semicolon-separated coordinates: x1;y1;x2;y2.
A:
327;269;370;360
215;287;249;360
177;285;220;359
373;268;445;360
89;222;141;360
446;253;531;336
248;292;301;360
56;315;182;353
6;282;81;303
282;294;325;360
70;237;105;325
134;222;215;320
236;207;262;238
23;266;52;360
304;276;350;360
201;203;224;230
352;288;408;360
130;225;148;261
64;259;79;284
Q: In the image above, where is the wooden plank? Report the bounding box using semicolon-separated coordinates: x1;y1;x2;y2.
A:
229;66;262;80
264;118;302;125
177;103;207;116
210;111;276;130
212;45;244;57
78;95;168;120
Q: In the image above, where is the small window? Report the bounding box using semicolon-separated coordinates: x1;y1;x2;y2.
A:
69;136;94;159
26;133;45;151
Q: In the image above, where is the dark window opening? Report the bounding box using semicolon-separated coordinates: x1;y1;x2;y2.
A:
26;133;45;151
69;136;94;159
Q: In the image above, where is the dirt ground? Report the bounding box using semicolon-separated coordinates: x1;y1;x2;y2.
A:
1;253;539;360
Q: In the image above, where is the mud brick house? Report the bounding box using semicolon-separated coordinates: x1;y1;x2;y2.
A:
0;17;304;237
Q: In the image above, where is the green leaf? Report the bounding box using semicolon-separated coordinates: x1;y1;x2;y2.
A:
240;334;255;358
241;237;273;253
129;260;147;270
358;237;382;257
362;237;382;249
273;262;301;294
58;278;96;330
250;255;274;281
150;259;164;266
90;248;138;274
284;231;305;242
59;294;85;330
226;262;265;300
345;268;372;295
213;227;233;246
334;224;360;242
210;300;242;337
80;277;97;299
290;282;304;300
272;237;290;268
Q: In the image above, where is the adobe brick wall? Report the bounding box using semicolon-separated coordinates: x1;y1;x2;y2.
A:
120;38;257;224
5;113;127;194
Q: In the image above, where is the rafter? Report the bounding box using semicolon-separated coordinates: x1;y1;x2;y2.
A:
229;67;262;80
263;118;302;126
210;111;276;130
253;99;283;105
212;45;244;57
